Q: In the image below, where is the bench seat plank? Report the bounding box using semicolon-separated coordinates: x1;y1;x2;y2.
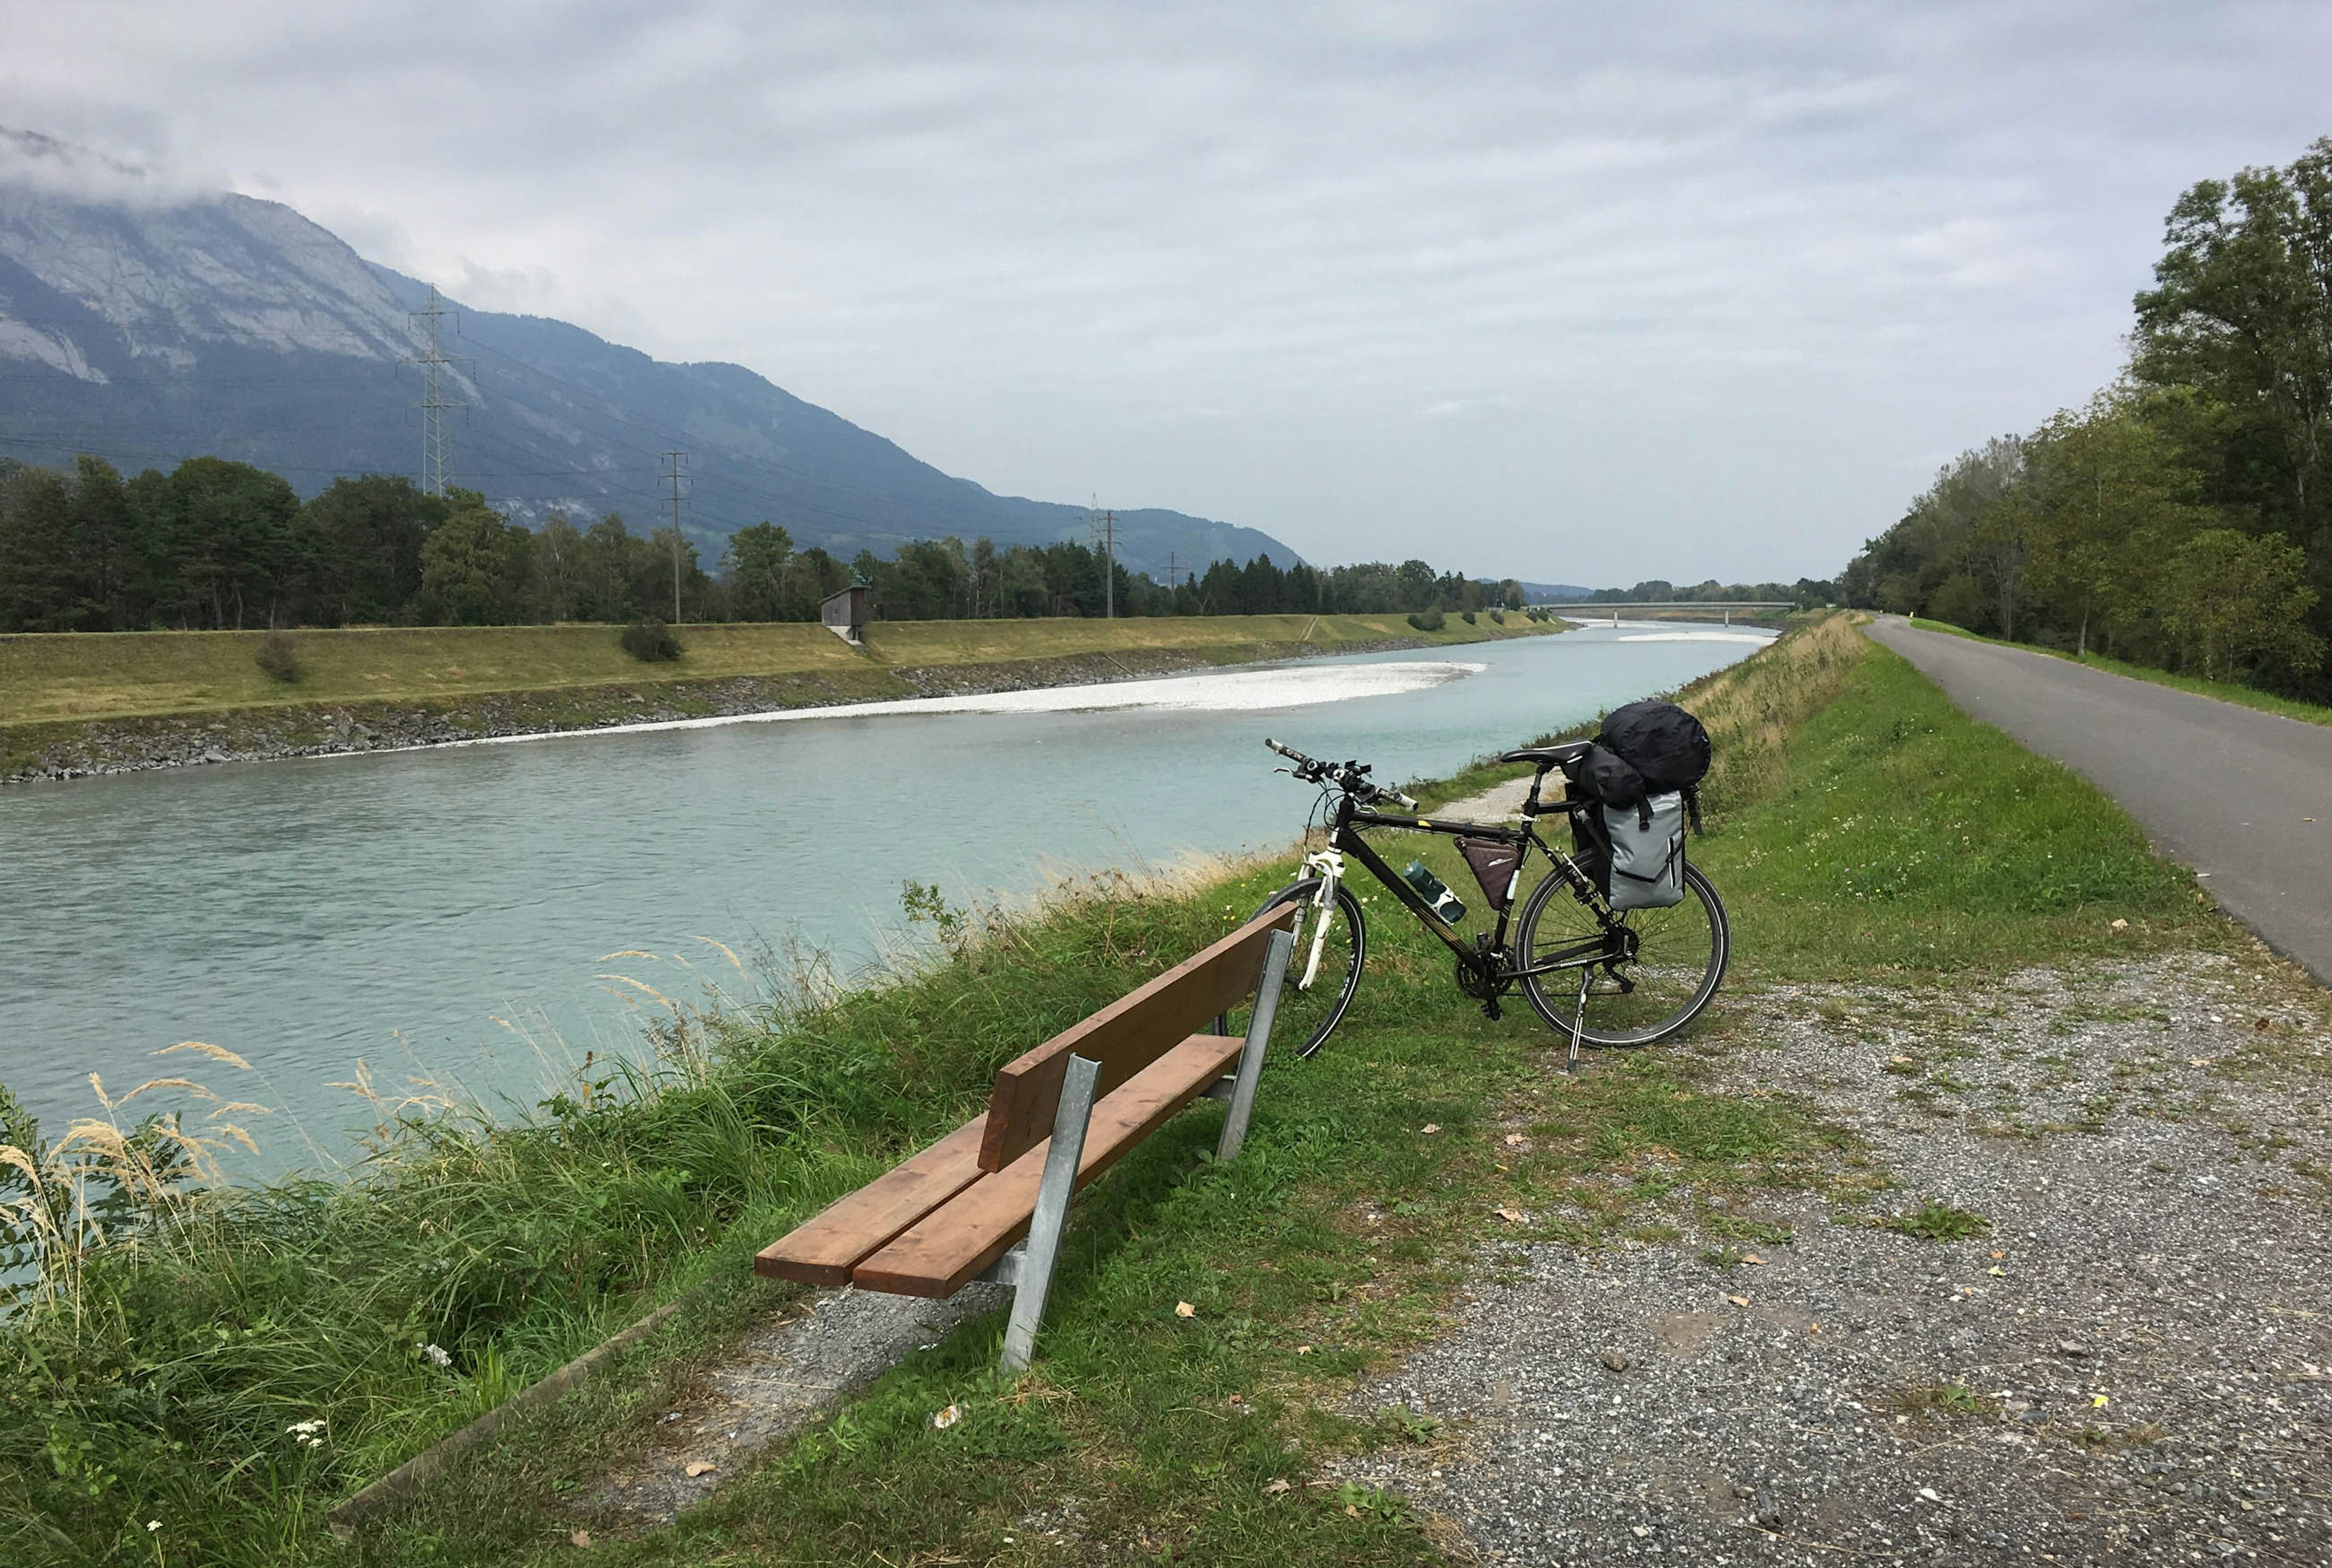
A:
753;1113;991;1285
854;1033;1246;1297
979;905;1295;1172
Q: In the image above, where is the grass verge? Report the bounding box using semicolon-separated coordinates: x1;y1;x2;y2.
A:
0;613;2249;1566
0;613;1558;729
1904;616;2332;729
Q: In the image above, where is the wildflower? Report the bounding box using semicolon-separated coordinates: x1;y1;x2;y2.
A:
417;1342;452;1367
147;1521;162;1533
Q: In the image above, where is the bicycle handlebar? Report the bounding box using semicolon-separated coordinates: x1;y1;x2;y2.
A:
1262;738;1419;810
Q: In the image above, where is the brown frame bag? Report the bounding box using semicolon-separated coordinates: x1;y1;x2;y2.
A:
1456;836;1524;912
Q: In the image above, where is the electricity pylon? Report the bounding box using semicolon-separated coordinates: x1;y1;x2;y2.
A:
406;285;463;496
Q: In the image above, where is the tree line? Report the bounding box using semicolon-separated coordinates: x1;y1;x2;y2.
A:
0;452;1532;632
1578;578;1836;607
1841;135;2332;698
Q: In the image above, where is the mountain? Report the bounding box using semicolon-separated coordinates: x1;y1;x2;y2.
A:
0;130;1298;577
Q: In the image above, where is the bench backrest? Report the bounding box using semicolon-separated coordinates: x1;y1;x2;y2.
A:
977;902;1298;1171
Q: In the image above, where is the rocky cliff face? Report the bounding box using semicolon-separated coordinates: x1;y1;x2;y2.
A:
0;129;1298;574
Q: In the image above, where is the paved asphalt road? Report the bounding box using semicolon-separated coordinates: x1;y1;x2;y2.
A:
1866;618;2332;985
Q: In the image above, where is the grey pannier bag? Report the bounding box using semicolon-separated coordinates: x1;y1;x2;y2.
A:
1603;791;1688;910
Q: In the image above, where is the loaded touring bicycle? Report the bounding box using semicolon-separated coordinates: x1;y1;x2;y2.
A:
1243;701;1729;1069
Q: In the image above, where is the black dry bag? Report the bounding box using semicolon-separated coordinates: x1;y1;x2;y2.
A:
1571;743;1644;810
1597;701;1711;794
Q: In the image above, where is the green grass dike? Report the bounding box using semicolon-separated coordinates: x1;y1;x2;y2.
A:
0;612;1559;782
0;614;2274;1565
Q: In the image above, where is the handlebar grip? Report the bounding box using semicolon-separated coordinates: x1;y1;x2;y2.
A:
1389;791;1419;810
1265;737;1308;762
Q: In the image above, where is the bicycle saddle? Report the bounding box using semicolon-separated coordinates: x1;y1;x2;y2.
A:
1499;741;1593;768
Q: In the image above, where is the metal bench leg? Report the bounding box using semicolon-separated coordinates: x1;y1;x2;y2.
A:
1216;927;1293;1164
999;1052;1100;1374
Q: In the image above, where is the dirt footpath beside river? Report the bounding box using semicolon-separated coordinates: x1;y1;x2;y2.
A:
1334;952;2332;1566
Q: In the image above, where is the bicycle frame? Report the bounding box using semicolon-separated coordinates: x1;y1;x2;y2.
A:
1292;782;1626;1004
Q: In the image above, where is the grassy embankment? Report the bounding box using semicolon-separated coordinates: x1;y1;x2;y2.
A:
1905;615;2332;729
0;612;1555;775
0;614;2251;1566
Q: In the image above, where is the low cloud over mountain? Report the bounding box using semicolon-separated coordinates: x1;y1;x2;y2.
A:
0;143;1297;576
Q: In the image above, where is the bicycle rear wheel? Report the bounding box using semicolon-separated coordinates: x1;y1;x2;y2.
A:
1514;861;1728;1047
1220;879;1367;1058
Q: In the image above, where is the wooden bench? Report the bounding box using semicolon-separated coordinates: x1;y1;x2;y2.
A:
755;905;1298;1369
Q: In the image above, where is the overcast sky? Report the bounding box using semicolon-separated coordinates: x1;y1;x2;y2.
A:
5;2;2330;582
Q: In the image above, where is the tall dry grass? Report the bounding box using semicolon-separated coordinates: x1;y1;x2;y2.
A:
1676;612;1866;818
0;868;1267;1565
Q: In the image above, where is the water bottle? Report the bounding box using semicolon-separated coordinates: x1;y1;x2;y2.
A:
1402;860;1468;925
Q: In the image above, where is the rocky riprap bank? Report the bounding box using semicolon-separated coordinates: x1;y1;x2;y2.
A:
3;636;1446;785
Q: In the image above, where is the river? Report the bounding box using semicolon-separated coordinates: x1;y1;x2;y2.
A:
0;622;1769;1170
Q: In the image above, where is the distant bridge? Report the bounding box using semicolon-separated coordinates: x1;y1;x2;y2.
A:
1534;601;1797;626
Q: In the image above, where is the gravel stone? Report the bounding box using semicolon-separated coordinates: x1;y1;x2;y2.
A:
1333;952;2332;1565
580;1281;1005;1524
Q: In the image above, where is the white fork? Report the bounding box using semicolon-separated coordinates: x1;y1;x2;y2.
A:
1294;844;1344;990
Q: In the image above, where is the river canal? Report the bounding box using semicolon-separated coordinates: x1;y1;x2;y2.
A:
0;622;1768;1169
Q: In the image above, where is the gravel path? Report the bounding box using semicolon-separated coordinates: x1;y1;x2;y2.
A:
1335;951;2332;1565
581;1281;1006;1524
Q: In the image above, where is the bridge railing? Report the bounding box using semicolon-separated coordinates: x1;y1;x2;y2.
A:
1530;601;1798;627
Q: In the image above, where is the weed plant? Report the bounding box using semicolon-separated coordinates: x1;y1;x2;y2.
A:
253;630;301;684
617;618;682;663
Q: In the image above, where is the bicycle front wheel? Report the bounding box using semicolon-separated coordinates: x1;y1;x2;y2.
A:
1514;861;1728;1048
1226;879;1366;1059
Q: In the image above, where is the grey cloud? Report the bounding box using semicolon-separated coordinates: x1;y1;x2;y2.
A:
2;0;2328;581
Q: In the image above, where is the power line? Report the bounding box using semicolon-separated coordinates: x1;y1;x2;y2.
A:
1089;498;1117;619
405;285;466;496
661;449;690;622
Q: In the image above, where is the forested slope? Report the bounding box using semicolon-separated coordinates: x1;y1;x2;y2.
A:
1842;135;2331;701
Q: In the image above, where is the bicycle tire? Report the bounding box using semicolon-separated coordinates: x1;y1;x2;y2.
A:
1222;879;1368;1059
1513;861;1728;1047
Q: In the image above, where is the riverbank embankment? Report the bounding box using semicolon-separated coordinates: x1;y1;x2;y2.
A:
0;611;1558;783
15;616;2316;1567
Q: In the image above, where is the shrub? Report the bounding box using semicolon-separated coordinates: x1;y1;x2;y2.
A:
621;617;683;662
1488;608;1505;624
1406;608;1445;632
253;629;301;683
1461;610;1478;624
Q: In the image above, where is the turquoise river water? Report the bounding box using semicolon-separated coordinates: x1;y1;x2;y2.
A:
0;621;1768;1171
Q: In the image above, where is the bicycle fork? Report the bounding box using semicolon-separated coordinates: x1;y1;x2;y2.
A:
1294;848;1343;992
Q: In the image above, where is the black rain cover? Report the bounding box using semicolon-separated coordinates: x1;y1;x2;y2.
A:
1598;701;1711;793
1572;742;1645;807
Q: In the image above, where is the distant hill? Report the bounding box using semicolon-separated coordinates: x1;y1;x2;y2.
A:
0;130;1299;577
1516;581;1598;602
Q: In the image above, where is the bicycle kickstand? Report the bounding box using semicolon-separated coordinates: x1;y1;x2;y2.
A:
1567;965;1592;1075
